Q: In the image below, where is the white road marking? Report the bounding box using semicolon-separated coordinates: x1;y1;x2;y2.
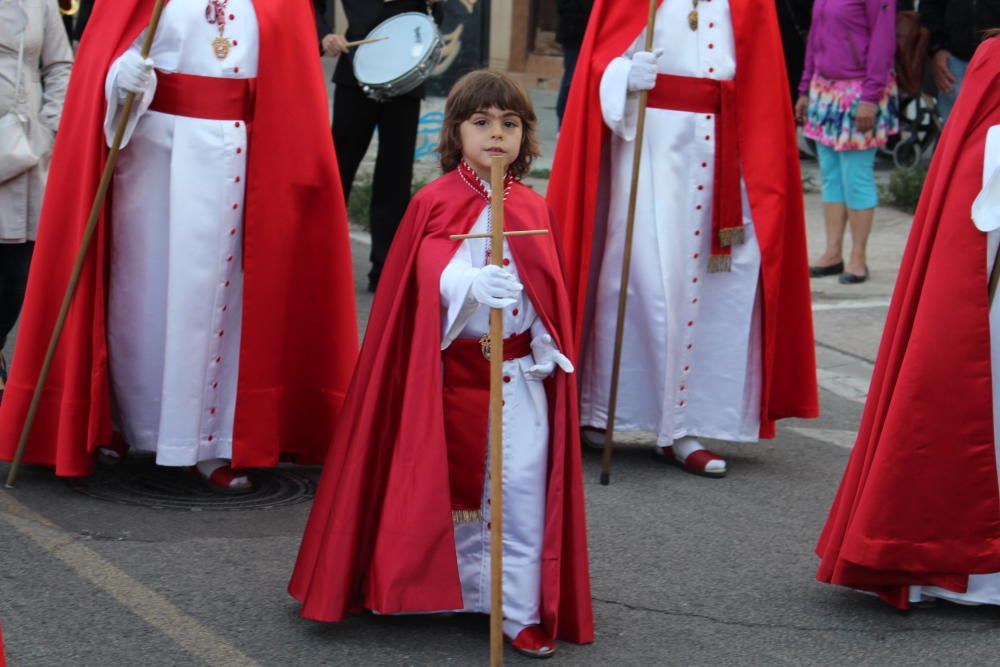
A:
812;299;890;312
0;492;260;667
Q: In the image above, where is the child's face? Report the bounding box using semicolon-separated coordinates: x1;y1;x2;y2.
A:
459;107;523;180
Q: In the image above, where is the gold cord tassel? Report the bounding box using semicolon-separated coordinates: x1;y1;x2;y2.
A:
719;226;745;247
708;254;732;273
452;509;484;524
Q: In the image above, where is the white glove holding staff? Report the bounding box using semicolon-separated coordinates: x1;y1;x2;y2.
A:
116;50;155;97
526;334;574;380
627;48;663;92
470;264;523;309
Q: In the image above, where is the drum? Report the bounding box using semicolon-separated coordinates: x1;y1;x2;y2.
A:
353;12;444;102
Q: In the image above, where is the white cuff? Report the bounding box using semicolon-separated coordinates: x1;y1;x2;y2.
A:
104;54;157;148
600;57;641;142
973;126;1000;232
440;263;481;349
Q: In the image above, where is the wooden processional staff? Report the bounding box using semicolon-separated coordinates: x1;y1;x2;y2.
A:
5;1;168;489
600;0;659;486
450;156;548;666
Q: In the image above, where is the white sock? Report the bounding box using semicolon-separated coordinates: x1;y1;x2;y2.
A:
195;458;228;477
671;436;726;473
503;619;528;639
195;458;249;487
672;436;704;460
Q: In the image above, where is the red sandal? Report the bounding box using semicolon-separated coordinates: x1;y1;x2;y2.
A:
189;464;253;493
656;445;727;478
506;625;557;659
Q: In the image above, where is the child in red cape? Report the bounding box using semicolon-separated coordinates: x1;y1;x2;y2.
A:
289;71;594;658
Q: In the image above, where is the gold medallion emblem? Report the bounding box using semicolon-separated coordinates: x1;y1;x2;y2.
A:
212;35;231;60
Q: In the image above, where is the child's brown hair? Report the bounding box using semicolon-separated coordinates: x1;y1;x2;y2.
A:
438;70;540;180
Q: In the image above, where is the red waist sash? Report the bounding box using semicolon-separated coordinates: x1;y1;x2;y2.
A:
441;330;533;521
150;71;257;121
648;74;743;272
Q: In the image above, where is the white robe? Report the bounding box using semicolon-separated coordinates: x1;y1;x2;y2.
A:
103;0;258;466
580;0;763;447
439;198;558;637
911;125;1000;605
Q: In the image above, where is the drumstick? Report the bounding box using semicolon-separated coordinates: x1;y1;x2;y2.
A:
345;37;388;48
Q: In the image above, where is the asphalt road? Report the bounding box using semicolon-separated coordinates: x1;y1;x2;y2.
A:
7;200;1000;667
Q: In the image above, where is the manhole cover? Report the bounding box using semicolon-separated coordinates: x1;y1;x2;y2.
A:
67;457;317;511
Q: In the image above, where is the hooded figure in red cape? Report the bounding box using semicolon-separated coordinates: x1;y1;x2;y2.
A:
816;36;1000;610
0;0;358;487
290;71;593;656
548;0;817;477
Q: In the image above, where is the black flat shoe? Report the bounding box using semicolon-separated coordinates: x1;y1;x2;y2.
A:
838;268;869;284
809;261;844;277
580;427;606;450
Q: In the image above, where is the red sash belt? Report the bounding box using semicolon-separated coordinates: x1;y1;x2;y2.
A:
647;74;743;272
150;71;257;121
441;330;533;521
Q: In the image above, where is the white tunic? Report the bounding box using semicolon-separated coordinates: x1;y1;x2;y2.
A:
911;125;1000;605
580;0;762;446
439;197;557;636
103;0;258;466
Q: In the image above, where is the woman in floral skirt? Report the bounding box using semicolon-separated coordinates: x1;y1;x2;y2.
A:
795;0;899;284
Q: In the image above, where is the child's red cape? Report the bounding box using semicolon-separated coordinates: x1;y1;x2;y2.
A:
816;38;1000;609
0;0;359;474
289;171;595;644
547;0;818;436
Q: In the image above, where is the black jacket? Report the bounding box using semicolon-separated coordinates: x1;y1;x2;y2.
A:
776;0;814;104
313;0;442;96
921;0;1000;61
556;0;594;50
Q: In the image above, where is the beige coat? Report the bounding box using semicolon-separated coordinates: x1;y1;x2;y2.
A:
0;0;72;243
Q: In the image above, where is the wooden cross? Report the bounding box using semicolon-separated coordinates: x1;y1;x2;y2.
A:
450;155;547;666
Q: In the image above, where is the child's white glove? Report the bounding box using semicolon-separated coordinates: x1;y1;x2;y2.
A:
116;51;155;97
470;264;523;309
626;49;663;92
526;334;574;380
